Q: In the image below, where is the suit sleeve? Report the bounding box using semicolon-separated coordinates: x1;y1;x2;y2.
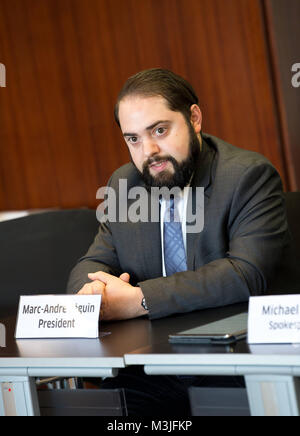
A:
66;219;122;294
138;162;289;319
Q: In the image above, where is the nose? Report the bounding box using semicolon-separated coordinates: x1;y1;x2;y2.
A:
143;137;160;158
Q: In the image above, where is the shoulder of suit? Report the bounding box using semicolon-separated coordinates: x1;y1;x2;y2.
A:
203;132;276;172
108;162;143;189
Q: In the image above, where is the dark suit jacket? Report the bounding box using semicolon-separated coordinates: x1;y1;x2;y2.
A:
67;133;289;319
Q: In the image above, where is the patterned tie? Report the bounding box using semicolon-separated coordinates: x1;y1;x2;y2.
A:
163;197;188;276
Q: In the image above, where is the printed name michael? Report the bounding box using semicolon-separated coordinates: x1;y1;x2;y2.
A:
262;304;299;316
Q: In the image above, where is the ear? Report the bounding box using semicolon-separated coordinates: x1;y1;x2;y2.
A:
190;104;202;134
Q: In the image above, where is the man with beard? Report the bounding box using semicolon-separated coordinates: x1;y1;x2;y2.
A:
67;68;287;321
66;69;288;414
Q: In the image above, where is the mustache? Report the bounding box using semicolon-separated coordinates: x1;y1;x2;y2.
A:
143;155;175;170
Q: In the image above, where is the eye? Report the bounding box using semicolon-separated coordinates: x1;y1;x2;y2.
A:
154;126;167;136
127;136;139;145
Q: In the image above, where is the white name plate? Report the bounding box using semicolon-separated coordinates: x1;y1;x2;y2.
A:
15;294;101;339
248;295;300;344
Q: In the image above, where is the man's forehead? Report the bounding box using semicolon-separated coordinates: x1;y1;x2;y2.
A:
118;95;175;132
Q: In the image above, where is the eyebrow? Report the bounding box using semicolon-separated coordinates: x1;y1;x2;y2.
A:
123;120;170;138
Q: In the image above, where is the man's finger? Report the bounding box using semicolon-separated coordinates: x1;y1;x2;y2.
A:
88;271;111;284
119;272;130;283
91;281;104;294
78;280;105;295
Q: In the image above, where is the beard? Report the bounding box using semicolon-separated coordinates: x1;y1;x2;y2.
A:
136;125;201;191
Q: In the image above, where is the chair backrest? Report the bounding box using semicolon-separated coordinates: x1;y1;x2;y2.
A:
0;209;99;317
267;192;300;295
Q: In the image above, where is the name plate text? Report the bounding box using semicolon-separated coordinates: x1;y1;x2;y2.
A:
248;295;300;344
15;294;101;339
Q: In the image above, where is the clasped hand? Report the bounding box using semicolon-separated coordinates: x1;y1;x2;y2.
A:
77;271;147;321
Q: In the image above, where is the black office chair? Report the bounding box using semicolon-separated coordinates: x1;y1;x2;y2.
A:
267;191;300;295
0;209;128;416
0;209;99;317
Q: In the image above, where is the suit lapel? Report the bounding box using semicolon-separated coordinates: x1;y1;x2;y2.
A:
136;220;162;279
131;190;162;279
186;138;216;270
